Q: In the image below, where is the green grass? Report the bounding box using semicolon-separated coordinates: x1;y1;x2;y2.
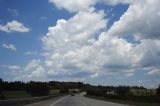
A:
2;90;61;99
50;90;60;95
3;91;31;99
85;95;160;106
130;89;156;96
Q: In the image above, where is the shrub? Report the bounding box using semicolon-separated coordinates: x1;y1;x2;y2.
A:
59;89;69;94
26;82;50;96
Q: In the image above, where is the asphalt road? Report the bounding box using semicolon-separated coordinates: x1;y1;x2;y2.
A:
25;94;128;106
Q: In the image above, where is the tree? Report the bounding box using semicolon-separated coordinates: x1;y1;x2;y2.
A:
60;89;69;94
116;86;130;96
156;84;160;96
26;81;50;96
0;78;3;93
0;78;5;100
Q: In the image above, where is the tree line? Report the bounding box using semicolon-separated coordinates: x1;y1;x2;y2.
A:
86;85;160;103
1;78;159;102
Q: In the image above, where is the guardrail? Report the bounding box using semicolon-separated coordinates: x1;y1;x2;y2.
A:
0;94;67;106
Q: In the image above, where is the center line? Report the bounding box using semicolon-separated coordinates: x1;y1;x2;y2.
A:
49;96;68;106
80;100;87;106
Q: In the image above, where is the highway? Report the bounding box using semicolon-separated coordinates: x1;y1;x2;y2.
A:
25;94;128;106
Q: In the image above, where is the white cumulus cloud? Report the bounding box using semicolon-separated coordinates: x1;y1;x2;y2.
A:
49;0;132;13
0;20;30;33
8;0;160;87
41;10;107;79
107;0;160;40
49;0;96;12
2;65;20;70
25;51;37;55
101;0;133;5
2;43;17;51
147;69;160;76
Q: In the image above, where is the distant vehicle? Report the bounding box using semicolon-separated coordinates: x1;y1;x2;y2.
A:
70;93;75;96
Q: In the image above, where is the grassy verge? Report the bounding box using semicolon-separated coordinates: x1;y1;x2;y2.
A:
85;95;160;106
3;91;31;99
50;90;60;95
0;94;68;106
2;90;61;100
130;89;156;96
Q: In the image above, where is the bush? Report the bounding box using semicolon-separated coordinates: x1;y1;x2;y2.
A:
156;85;160;96
26;82;50;96
116;86;130;96
60;89;69;93
86;88;104;96
0;94;5;100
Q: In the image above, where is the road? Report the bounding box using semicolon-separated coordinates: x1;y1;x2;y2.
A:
25;94;128;106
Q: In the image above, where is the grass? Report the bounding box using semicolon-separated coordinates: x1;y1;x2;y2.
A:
50;90;60;95
2;90;60;100
130;89;156;96
3;91;31;99
85;95;160;106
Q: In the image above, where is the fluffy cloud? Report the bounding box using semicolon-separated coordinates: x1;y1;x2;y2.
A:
49;0;96;12
42;10;107;51
25;51;37;55
39;8;142;81
49;0;132;13
2;65;21;76
7;8;19;16
2;65;20;70
132;39;160;68
107;0;160;40
13;59;46;81
2;43;17;51
40;16;48;21
41;10;107;80
8;0;160;87
147;69;160;76
0;20;30;33
101;0;133;5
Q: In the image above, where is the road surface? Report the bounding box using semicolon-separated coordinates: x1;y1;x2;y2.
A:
25;94;128;106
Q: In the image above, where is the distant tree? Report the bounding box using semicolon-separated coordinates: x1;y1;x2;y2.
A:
0;78;5;100
116;86;130;96
86;88;104;96
0;78;3;93
26;81;50;96
136;90;140;96
149;90;153;96
156;84;160;96
60;89;69;94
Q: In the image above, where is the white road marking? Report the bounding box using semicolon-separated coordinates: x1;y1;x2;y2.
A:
49;96;68;106
80;100;87;106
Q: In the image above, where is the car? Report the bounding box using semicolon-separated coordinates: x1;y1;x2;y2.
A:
70;93;75;96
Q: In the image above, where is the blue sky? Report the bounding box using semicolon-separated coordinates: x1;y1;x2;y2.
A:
0;0;160;88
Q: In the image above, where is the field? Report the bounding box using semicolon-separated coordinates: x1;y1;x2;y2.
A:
3;91;31;99
85;95;160;106
130;89;157;96
50;90;60;95
2;90;60;99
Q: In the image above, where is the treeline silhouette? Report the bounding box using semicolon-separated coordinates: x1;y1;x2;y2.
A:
86;85;160;103
1;78;159;102
0;78;145;92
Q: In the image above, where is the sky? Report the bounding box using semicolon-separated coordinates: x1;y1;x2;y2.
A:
0;0;160;88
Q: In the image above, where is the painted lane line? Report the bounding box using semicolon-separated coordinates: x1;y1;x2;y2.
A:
49;96;68;106
80;100;87;106
82;101;87;106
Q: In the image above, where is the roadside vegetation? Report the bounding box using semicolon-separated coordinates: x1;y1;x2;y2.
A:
0;78;83;100
2;91;31;99
86;85;160;106
0;78;160;106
